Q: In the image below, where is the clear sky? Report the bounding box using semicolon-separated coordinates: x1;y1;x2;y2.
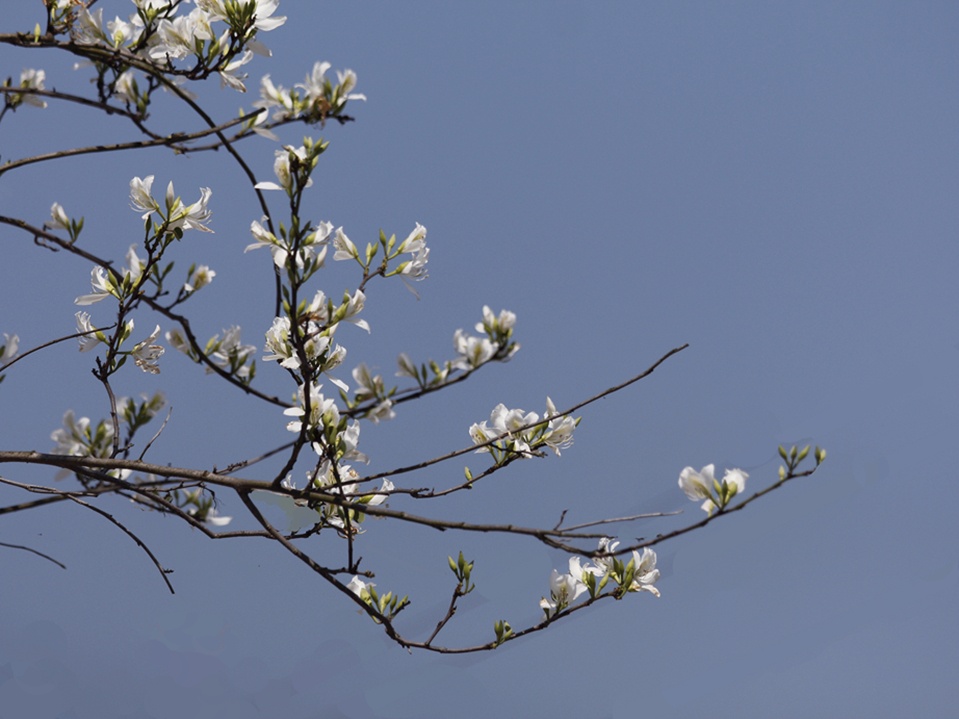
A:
1;2;957;718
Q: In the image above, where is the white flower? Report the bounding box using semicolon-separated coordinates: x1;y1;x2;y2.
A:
628;548;660;597
297;61;332;102
568;555;602;583
130;176;159;219
72;7;107;45
219;50;253;92
679;464;748;514
1;333;18;362
367;399;395;424
335;68;366;103
253;74;295;121
75;266;117;305
452;329;496;370
245;218;286;266
541;396;576;455
18;69;47;108
469;402;540;456
347;575;374;600
723;468;748;496
106;15;139;48
204;507;232;526
51;410;97;457
184;265;215;292
247;0;286;32
365;478;394;506
255;146;312;194
132;324;165;374
166;327;190;354
539;568;587;615
167;183;213;233
332;227;358;261
396;352;418;379
47;202;70;231
592;537;620;576
398;222;427;254
283;382;339;433
399;245;429;282
149;10;213;61
678;464;717;501
476;305;516;335
337;289;370;333
263;316;297;368
75;312;103;352
113;70;139;107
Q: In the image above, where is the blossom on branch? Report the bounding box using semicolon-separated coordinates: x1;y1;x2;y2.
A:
166;183;214;234
184;265;216;293
74;312;104;352
12;69;48;109
47;202;71;231
627;548;661;597
131;324;165;374
130;176;160;219
678;464;748;515
75;245;143;306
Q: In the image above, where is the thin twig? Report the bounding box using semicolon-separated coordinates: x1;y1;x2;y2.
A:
0;540;67;569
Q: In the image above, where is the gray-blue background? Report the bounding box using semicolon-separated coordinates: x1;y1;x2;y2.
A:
2;2;956;717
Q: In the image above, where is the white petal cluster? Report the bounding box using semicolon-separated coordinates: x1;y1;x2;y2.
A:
469;397;577;459
16;69;48;108
245;218;331;270
453;306;518;370
678;464;748;515
253;60;365;125
131;323;165;374
63;0;285;74
540;538;660;617
75;245;143;306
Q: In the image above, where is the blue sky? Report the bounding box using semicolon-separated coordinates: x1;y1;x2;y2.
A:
1;2;957;717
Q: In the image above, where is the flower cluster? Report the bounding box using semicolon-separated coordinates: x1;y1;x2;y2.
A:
453;306;519;370
351;364;396;423
246;217;331;271
51;409;115;460
57;0;285;89
346;574;408;621
302;460;393;534
540;538;660;618
253;60;365;130
4;68;48;111
469;397;578;463
131;176;213;236
678;464;748;515
180;488;232;527
75;244;144;306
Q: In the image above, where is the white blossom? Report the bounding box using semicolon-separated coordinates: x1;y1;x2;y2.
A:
75;312;103;352
130;176;159;219
1;333;18;362
452;329;496;370
332;227;358;261
167;183;213;233
47;202;70;231
132;324;165;374
184;265;215;293
628;548;661;596
17;69;48;108
679;464;748;514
